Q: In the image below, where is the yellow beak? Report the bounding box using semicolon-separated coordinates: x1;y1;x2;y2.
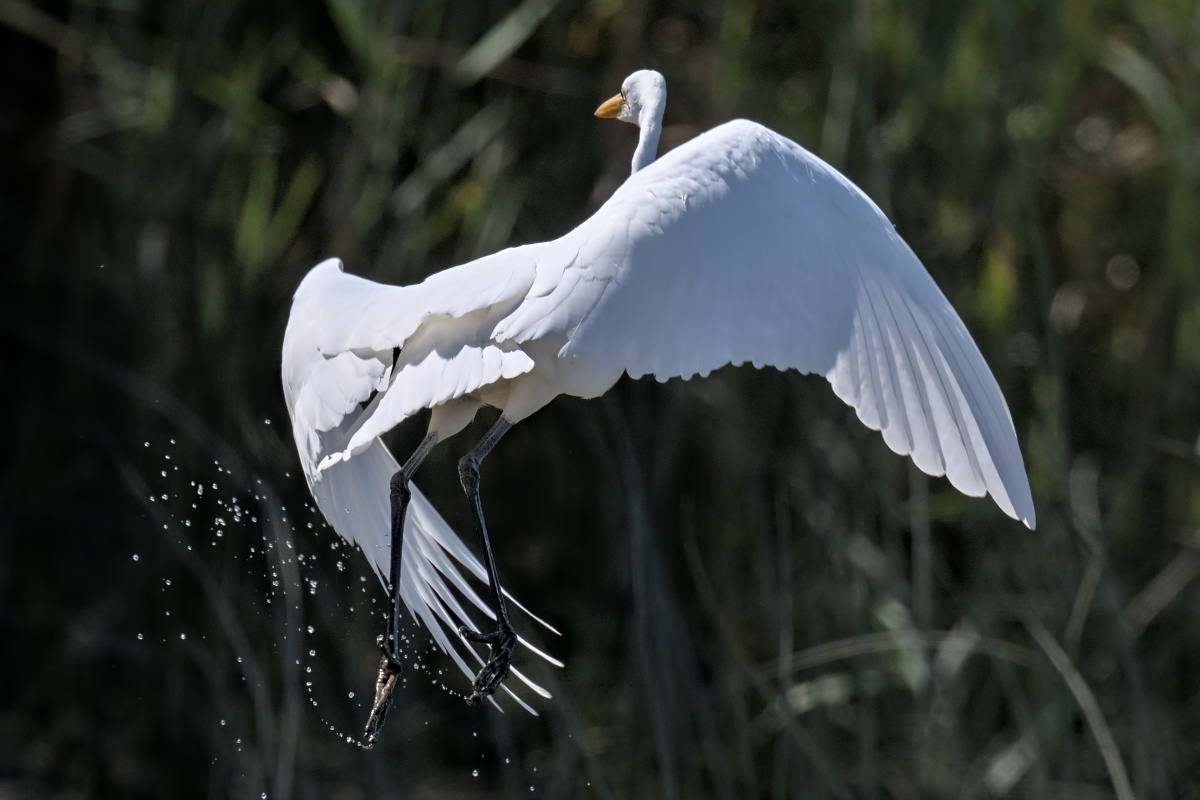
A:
594;93;623;118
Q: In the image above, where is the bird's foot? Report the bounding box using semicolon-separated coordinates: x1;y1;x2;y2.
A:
363;635;402;749
458;624;517;706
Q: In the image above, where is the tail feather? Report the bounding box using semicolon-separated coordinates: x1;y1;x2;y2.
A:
310;437;559;709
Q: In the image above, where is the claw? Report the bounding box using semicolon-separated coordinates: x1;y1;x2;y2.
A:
459;625;517;706
363;635;402;748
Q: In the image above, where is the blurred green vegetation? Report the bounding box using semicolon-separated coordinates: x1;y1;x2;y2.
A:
3;0;1200;797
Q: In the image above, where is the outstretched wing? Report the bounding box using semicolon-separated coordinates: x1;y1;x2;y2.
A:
499;119;1035;527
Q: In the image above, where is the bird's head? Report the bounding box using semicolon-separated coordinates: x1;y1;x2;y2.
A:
595;69;666;127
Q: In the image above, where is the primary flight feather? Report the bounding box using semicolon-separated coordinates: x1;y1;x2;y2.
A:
282;68;1035;746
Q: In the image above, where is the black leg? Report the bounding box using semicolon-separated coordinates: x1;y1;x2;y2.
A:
363;432;436;748
456;417;517;706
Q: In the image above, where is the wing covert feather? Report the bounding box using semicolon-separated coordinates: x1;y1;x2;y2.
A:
283;253;542;472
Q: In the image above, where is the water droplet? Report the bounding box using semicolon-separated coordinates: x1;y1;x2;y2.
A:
137;633;144;640
308;650;316;657
144;441;149;447
132;554;139;561
180;633;186;640
348;691;355;699
307;626;314;634
220;719;226;726
472;770;479;777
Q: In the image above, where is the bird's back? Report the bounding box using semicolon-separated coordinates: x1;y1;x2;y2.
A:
492;118;890;378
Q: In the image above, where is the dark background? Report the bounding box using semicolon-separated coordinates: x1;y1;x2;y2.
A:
2;0;1200;797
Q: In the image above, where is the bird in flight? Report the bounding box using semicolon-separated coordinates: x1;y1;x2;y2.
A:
282;69;1035;748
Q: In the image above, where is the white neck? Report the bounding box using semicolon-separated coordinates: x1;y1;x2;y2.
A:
630;107;663;174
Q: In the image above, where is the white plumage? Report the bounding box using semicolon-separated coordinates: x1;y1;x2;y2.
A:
282;271;560;713
282;68;1035;719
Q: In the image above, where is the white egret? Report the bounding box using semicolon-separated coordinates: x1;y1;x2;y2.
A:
282;69;1036;747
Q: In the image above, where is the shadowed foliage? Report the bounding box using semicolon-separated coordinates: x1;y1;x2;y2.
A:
2;0;1200;797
